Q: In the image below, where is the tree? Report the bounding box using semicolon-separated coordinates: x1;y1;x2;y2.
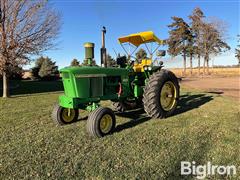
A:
167;16;192;75
31;56;58;80
235;35;240;66
81;59;97;66
185;31;195;75
189;7;205;75
0;64;23;80
38;57;58;80
70;59;80;66
0;0;60;97
31;56;46;79
106;54;116;67
189;8;230;75
9;65;23;80
135;48;147;63
201;21;230;74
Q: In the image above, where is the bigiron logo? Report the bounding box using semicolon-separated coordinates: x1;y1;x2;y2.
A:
181;161;237;179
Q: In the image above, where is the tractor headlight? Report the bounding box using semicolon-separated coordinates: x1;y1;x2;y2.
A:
148;66;152;71
144;66;148;71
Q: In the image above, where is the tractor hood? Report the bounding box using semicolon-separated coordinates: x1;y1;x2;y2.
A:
59;66;130;102
60;66;128;77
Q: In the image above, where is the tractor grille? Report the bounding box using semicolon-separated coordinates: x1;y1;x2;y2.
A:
90;77;103;97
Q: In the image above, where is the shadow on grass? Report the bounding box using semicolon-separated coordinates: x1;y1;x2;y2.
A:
115;109;151;133
0;80;63;96
206;91;223;95
173;94;213;116
75;115;88;122
115;94;213;133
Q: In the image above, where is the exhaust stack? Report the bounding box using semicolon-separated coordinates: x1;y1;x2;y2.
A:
101;26;107;67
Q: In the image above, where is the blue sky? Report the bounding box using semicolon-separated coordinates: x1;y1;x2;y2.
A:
29;0;240;69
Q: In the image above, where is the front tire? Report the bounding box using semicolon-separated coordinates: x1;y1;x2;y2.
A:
86;107;116;138
143;70;180;118
52;104;79;125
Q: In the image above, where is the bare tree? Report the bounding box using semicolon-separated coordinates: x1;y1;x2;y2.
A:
201;20;230;74
0;0;60;97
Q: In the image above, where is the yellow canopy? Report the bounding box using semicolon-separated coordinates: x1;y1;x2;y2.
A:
118;31;164;46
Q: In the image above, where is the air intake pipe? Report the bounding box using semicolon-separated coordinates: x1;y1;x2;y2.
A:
84;42;95;65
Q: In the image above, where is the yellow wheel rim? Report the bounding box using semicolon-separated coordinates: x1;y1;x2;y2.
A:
160;81;177;111
100;114;113;134
62;108;76;122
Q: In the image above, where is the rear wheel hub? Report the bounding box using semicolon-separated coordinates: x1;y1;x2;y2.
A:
160;81;177;111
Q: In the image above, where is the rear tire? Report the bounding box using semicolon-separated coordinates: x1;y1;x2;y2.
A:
86;107;116;138
52;104;79;125
112;99;142;112
143;70;179;118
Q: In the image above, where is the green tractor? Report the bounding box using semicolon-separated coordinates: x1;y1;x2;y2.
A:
52;29;180;138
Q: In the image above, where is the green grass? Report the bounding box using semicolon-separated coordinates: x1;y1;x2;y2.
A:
0;82;239;179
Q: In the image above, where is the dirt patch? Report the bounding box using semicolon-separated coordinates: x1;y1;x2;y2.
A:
180;76;240;101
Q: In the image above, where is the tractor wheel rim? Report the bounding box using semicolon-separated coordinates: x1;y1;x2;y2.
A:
62;108;76;122
100;114;113;134
160;81;177;111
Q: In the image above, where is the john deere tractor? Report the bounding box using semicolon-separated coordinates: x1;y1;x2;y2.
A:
52;29;179;138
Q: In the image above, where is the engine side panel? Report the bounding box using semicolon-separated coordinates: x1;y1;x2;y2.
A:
59;66;132;108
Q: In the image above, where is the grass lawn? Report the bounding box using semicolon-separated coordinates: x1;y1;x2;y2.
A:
0;81;239;179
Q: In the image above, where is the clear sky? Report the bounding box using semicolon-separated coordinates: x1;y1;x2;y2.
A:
30;0;240;69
